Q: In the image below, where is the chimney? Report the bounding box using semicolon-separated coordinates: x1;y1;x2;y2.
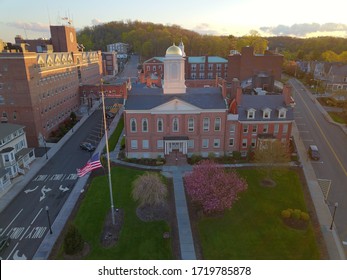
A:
236;86;242;105
283;84;292;106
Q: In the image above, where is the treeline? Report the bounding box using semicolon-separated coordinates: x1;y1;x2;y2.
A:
77;20;347;62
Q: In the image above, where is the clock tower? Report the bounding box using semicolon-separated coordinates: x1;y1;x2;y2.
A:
50;25;78;53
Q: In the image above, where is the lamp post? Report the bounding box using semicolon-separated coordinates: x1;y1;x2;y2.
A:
43;137;48;160
45;206;52;234
329;202;338;230
70;117;74;133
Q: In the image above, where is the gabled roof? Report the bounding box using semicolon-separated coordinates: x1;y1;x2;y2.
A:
238;95;294;121
0;123;25;140
143;57;164;64
125;85;226;111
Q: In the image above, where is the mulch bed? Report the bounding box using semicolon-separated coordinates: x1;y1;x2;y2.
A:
282;217;308;230
100;208;124;248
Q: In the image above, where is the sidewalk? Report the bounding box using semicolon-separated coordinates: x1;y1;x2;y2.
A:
292;122;346;259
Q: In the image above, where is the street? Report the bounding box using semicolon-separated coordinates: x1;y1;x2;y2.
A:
289;78;347;254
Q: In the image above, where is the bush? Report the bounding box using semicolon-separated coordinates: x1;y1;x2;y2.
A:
300;212;310;221
292;209;302;220
189;154;203;164
63;224;84;255
281;209;291;219
232;151;242;160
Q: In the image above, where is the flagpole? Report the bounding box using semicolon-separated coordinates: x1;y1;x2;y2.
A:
101;79;115;225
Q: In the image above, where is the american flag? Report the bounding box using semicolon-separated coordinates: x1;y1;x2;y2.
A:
77;152;103;177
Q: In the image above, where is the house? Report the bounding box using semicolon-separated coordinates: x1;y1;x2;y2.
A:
325;63;347;93
123;44;294;160
0;123;35;191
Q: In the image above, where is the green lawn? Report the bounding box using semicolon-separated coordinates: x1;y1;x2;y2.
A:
196;168;322;260
107;115;124;151
328;112;347;124
59;166;173;260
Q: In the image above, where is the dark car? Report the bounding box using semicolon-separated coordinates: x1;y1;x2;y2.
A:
308;145;320;160
0;236;10;253
106;112;115;119
80;142;96;152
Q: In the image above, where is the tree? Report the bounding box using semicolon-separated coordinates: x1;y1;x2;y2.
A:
132;172;167;207
253;139;290;179
63;224;84;255
184;160;247;214
237;30;268;54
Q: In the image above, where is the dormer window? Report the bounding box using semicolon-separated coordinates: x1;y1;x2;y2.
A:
262;108;271;119
247;108;256;119
278;107;287;119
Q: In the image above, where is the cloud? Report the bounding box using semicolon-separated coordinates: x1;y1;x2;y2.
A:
192;23;220;35
260;22;347;37
5;21;49;33
91;18;104;26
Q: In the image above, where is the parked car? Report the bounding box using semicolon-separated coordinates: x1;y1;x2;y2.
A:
80;142;96;152
308;145;320;160
0;236;10;253
106;112;115;119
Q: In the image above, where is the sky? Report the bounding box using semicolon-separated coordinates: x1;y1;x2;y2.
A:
1;0;347;42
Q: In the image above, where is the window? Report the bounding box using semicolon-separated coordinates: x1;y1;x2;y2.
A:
157;118;163;132
242;139;248;148
252;125;257;133
191;64;196;71
283;124;288;134
251;138;257;148
172;118;179;132
263;108;271;119
131;140;138;149
130;118;137;132
199;64;204;71
153;66;156;71
216;64;221;70
203;117;210;132
191;73;196;79
230;124;235;134
278;108;287;119
263;124;269;133
229;138;234;146
188;140;194;148
274;124;279;134
243;124;248;133
188;118;194;132
202;139;209;148
142;140;149;149
213;139;220;148
208;64;213;71
157;140;163;149
214;117;221;131
208;72;213;79
142;118;148;132
199;73;205;79
247;109;255;119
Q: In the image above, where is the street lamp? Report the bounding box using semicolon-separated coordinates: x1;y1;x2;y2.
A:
43;137;48;160
70;117;74;133
45;206;52;234
329;202;338;230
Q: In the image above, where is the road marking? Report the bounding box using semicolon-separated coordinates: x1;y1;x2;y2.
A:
24;185;40;194
6;242;19;260
50;174;64;181
13;250;27;260
292;80;347;177
39;185;52;202
59;185;69;192
60;174;66;181
33;174;48;182
31;208;43;224
0;209;23;237
302;139;314;142
66;173;78;180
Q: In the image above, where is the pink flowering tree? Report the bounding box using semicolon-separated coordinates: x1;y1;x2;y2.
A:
184;160;247;214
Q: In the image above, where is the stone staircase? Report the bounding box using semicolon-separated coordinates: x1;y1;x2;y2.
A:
165;151;188;166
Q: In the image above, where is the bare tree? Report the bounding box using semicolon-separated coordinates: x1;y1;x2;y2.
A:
132;172;167;207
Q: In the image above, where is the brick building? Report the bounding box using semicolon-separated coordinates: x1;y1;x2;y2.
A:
141;41;228;85
0;25;103;147
124;44;294;160
227;47;283;91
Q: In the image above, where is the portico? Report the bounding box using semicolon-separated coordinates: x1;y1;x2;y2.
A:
163;136;188;155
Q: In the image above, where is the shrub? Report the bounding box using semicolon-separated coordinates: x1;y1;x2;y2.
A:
300;212;310;221
63;224;84;255
292;209;302;220
232;151;242;160
281;209;291;219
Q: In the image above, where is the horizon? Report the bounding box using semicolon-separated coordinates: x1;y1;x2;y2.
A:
1;0;347;42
